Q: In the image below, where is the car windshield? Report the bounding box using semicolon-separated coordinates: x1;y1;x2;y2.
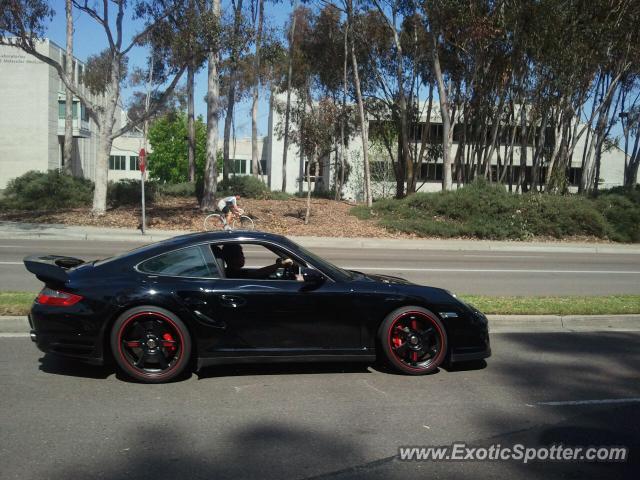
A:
291;243;355;282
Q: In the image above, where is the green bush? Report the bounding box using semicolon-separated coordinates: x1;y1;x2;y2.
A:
351;180;636;242
0;170;93;210
158;182;196;198
107;179;158;207
594;194;640;242
218;175;269;199
267;190;294;200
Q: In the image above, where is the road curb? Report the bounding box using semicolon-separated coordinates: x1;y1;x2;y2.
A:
2;221;640;253
488;314;640;332
2;315;639;335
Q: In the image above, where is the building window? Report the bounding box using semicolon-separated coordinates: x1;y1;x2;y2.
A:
80;103;89;122
58;101;79;120
109;155;126;170
232;159;247;175
248;159;268;175
130;156;140;171
568;167;582;186
419;163;443;182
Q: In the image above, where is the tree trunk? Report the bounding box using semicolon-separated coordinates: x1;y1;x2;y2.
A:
202;0;221;211
281;1;298;192
251;0;264;178
430;32;452;191
518;104;528;192
94;122;112;215
187;58;196;182
223;0;244;182
625;134;640;187
304;156;316;225
63;0;73;175
336;17;348;201
348;1;372;206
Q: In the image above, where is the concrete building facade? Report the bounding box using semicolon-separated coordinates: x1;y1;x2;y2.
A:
265;96;632;201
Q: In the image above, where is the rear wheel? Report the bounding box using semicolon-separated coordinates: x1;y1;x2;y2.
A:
378;306;447;375
110;306;192;383
204;213;225;231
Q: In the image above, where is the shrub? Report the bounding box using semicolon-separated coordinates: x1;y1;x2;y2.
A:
107;179;158;207
218;175;269;199
267;190;294;200
158;182;196;198
594;194;640;242
352;180;635;242
0;170;93;210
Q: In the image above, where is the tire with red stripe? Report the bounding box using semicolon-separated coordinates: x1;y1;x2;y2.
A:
110;306;192;383
378;306;447;375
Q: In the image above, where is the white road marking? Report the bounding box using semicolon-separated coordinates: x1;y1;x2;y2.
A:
0;333;30;338
0;245;23;248
462;254;543;259
535;398;640;406
343;266;640;274
0;262;22;265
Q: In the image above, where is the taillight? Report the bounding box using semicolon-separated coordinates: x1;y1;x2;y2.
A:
37;288;83;307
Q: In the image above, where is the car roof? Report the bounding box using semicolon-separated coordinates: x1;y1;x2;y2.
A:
95;230;296;269
159;230;291;249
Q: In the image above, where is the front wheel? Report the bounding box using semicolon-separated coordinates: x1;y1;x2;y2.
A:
378;306;447;375
110;306;192;383
233;215;255;230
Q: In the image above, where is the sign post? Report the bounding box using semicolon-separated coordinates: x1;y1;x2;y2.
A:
139;148;146;235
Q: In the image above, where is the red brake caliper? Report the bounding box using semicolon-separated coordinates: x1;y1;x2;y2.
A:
162;332;177;353
410;319;419;362
391;325;403;349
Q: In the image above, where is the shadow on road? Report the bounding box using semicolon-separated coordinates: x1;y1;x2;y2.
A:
47;422;365;480
38;354;114;380
197;360;372;379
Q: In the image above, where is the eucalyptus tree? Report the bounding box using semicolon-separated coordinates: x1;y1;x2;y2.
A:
202;0;223;210
1;0;191;215
250;0;265;178
63;0;74;175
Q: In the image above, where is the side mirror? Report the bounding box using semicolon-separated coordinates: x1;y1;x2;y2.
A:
300;267;325;285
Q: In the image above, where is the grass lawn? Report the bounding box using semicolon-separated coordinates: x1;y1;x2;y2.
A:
0;292;36;316
1;291;639;317
460;294;640;316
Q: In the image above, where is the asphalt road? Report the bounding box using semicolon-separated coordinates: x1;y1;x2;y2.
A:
1;331;639;479
1;238;640;295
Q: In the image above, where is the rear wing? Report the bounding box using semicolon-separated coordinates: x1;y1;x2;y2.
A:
23;255;85;284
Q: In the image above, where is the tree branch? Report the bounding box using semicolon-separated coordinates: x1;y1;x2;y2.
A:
110;65;187;139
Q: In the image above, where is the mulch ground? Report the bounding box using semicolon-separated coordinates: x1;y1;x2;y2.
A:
0;196;415;239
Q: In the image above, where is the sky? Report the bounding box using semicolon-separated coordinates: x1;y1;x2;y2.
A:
45;0;292;138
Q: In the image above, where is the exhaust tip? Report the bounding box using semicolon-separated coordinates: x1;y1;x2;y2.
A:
29;331;37;342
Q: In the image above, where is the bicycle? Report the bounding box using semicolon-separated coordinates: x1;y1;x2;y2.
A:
203;210;255;231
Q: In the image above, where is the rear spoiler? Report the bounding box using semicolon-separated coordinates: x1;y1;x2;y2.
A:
23;255;85;284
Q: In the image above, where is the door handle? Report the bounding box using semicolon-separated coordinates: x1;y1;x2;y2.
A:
220;294;246;308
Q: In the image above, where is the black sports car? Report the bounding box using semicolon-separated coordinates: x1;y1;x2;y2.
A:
24;231;490;383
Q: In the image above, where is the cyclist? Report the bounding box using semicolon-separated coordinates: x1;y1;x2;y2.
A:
217;195;242;230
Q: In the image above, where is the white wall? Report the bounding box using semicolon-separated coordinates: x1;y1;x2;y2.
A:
0;43;50;189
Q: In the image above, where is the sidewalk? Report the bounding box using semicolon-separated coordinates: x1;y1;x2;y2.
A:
2;315;639;335
2;220;640;254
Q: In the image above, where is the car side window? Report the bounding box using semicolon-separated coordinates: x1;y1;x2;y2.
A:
139;245;219;278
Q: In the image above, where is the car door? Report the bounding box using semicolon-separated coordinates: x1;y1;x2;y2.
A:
203;241;361;354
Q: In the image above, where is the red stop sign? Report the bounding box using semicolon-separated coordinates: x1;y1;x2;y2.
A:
139;148;146;173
